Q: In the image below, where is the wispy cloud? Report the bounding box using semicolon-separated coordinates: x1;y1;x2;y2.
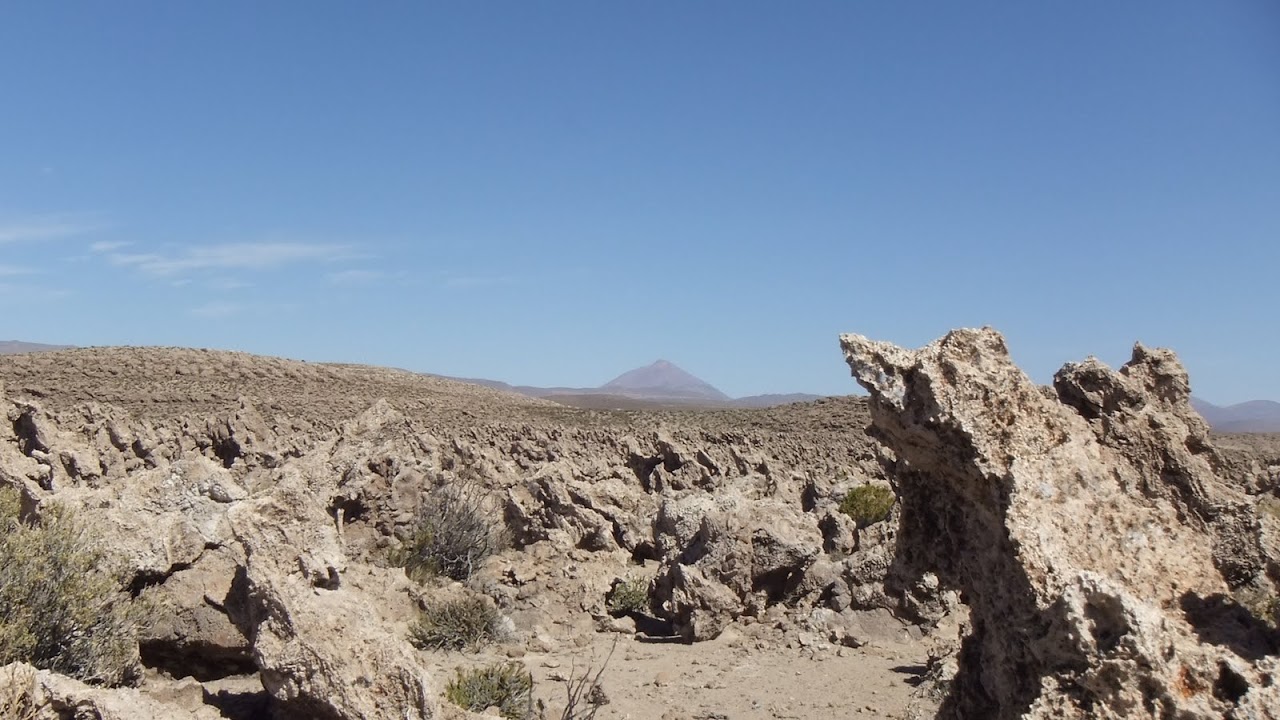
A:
0;217;96;244
189;301;244;318
326;269;384;286
208;276;250;291
0;265;35;277
104;242;351;276
89;240;131;253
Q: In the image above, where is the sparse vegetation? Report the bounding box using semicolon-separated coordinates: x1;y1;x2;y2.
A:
399;482;504;582
0;487;144;686
445;661;534;719
0;663;39;720
605;579;649;616
838;484;896;528
544;641;614;720
409;595;504;651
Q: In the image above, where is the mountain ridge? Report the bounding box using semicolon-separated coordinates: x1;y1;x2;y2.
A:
1190;397;1280;433
0;340;72;354
440;358;824;409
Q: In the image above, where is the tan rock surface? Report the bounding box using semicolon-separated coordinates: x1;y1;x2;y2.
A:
841;327;1280;719
3;341;1277;719
0;662;225;720
0;347;924;719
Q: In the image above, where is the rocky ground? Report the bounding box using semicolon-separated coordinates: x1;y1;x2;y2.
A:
0;346;928;719
1;338;1277;719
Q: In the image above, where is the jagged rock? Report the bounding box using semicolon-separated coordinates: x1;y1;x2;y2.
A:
653;496;822;640
26;455;240;596
505;463;627;551
1054;351;1269;586
656;563;742;641
653;494;722;558
0;662;226;720
227;472;435;720
841;327;1280;719
138;546;254;682
0;346;958;717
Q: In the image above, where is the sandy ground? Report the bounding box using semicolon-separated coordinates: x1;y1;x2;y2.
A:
425;629;927;719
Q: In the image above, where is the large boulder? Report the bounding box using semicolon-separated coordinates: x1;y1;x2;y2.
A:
840;328;1280;719
652;493;822;640
228;472;436;720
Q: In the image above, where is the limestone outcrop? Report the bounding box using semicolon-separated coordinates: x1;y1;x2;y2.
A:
841;327;1280;719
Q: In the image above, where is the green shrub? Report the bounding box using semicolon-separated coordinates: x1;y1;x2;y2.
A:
0;487;143;686
445;661;533;719
398;483;503;582
409;595;503;651
838;484;896;528
606;579;649;616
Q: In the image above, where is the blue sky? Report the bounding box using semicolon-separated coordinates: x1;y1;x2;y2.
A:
2;2;1277;402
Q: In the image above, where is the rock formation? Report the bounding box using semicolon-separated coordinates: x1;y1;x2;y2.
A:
0;661;228;720
841;327;1280;719
0;348;917;718
12;337;1275;717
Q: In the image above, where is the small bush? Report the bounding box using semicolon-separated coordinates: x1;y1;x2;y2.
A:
399;483;504;582
838;484;896;528
445;661;533;719
409;595;503;651
0;487;143;686
606;579;648;616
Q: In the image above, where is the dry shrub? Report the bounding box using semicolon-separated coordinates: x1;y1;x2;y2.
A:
409;595;503;651
543;641;614;720
445;661;534;719
400;482;504;582
0;486;143;686
0;663;39;720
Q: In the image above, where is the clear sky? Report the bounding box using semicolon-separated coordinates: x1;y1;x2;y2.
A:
1;2;1277;402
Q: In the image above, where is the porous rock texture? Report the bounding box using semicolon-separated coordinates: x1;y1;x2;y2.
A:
840;327;1280;719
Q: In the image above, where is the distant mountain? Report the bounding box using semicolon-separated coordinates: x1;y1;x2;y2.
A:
436;360;825;409
732;392;825;408
601;360;730;402
0;341;71;355
1191;397;1280;433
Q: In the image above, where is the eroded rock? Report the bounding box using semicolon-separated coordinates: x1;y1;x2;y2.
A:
0;662;226;720
841;327;1280;719
228;473;435;720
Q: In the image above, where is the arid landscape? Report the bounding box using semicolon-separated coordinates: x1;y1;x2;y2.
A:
0;332;1278;719
4;2;1276;717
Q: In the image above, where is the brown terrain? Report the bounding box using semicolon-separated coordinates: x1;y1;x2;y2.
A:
0;334;1278;719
